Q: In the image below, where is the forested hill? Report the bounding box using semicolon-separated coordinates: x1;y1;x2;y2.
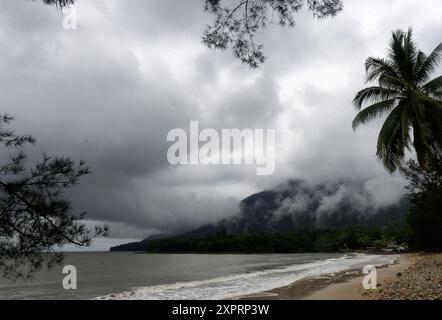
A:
110;180;408;252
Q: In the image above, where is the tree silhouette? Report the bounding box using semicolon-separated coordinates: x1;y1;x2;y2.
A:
404;159;442;250
202;0;343;68
38;0;343;68
353;28;442;172
39;0;74;8
0;115;108;280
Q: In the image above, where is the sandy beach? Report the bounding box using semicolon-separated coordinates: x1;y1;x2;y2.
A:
240;253;442;300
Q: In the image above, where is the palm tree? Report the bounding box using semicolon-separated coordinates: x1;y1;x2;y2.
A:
352;28;442;172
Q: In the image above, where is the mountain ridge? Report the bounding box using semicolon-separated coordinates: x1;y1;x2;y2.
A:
110;179;407;252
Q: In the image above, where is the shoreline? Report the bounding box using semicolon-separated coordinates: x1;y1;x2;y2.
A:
91;252;441;300
239;253;427;300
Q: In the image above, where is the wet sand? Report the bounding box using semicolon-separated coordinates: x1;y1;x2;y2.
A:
240;254;442;300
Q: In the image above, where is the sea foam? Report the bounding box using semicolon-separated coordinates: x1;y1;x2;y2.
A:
95;254;398;300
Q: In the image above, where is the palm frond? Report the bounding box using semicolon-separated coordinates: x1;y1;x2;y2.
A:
353;87;400;109
416;43;442;84
423;75;442;95
414;51;427;78
412;120;433;168
378;74;408;90
400;103;411;150
403;28;418;62
409;96;434;168
352;99;398;130
388;30;406;77
415;90;442;108
388;28;418;83
376;104;406;172
365;57;400;82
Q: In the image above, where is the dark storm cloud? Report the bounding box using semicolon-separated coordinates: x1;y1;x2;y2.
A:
0;0;441;248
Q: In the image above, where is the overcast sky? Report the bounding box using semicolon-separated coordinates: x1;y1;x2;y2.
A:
1;0;441;250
